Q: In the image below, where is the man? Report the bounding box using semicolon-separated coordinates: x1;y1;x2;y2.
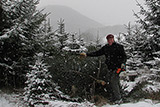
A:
80;34;127;103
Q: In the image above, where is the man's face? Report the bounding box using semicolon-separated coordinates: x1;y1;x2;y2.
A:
107;38;114;46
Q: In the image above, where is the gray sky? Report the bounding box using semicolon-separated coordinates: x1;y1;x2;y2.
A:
38;0;144;26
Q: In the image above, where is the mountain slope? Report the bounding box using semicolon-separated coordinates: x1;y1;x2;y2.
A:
41;5;105;33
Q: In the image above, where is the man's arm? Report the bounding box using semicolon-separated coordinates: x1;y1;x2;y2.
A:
87;46;105;57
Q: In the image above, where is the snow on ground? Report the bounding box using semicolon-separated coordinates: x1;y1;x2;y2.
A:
1;93;160;107
0;94;16;107
0;92;24;107
46;99;160;107
0;97;15;107
104;99;160;107
46;100;95;107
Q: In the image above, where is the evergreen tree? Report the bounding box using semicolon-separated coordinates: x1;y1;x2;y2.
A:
63;33;87;53
0;1;3;35
24;57;56;106
135;0;160;69
54;19;69;50
121;23;146;71
0;0;47;88
36;18;56;57
121;1;160;100
24;55;72;106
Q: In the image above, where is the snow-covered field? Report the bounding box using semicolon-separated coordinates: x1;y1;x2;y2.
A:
1;93;160;107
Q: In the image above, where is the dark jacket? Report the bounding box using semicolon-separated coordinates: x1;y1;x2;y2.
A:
87;42;127;70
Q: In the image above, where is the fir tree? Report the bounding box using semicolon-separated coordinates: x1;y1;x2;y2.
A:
0;0;47;88
54;19;69;50
36;18;56;57
24;56;71;106
121;1;160;100
24;57;57;106
63;33;87;53
121;23;146;71
135;0;160;69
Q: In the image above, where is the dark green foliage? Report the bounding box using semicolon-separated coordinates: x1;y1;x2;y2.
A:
147;91;160;101
24;58;71;106
135;0;160;66
0;0;47;88
121;23;145;71
44;43;110;101
127;81;149;100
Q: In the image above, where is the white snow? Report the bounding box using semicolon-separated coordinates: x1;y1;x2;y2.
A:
143;84;159;93
0;97;16;107
120;68;160;94
47;100;160;107
1;92;160;107
0;34;9;40
0;93;18;107
103;99;160;107
121;80;136;92
1;96;160;107
46;100;96;107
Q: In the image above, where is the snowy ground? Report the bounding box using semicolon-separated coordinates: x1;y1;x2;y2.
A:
0;94;16;107
47;100;160;107
1;93;160;107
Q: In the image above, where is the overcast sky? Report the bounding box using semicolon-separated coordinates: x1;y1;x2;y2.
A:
38;0;144;26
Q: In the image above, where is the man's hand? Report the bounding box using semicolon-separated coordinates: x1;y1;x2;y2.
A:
80;53;87;59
